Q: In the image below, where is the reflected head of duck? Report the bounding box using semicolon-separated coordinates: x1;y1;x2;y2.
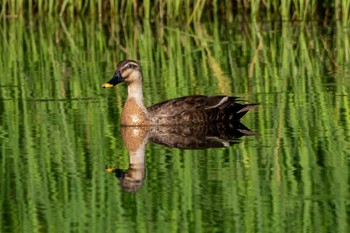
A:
106;165;145;193
103;60;142;88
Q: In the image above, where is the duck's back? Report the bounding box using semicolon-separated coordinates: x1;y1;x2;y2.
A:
147;95;257;125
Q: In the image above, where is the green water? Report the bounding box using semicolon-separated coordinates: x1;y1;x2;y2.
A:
0;18;349;232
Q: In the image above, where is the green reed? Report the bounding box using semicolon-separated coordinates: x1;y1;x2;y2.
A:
1;0;350;24
1;16;349;233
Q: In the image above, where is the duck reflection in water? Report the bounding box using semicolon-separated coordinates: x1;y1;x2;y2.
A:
106;123;256;192
103;60;258;192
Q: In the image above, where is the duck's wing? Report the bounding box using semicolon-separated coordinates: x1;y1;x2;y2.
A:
147;95;258;124
147;95;230;116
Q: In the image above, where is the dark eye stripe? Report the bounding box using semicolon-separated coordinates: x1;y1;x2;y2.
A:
116;61;140;73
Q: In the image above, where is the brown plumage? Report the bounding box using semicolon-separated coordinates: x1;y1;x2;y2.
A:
103;60;258;126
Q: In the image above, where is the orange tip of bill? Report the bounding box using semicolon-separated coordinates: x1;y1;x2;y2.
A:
102;83;113;88
105;168;116;173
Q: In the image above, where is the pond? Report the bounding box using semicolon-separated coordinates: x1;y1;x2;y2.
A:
0;18;349;232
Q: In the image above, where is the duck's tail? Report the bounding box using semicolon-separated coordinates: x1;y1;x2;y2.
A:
234;103;259;119
211;99;259;122
218;98;259;121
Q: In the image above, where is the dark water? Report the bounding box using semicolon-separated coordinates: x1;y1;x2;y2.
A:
0;19;349;232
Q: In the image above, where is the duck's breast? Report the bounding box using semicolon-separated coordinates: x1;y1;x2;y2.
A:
121;98;148;125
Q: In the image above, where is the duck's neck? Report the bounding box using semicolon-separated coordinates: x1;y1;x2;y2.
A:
121;81;149;126
127;81;145;106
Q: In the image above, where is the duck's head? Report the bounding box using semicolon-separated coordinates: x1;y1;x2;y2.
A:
103;60;142;88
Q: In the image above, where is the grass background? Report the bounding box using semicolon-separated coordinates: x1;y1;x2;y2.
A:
1;0;350;24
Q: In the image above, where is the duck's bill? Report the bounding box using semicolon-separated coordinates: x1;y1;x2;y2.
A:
102;71;124;88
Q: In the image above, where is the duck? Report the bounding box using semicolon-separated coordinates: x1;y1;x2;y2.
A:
103;60;258;126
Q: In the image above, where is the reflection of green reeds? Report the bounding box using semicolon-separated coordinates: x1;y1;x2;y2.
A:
1;1;350;23
0;17;349;232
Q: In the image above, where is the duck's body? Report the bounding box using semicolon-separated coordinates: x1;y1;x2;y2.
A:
103;60;258;126
147;95;257;125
